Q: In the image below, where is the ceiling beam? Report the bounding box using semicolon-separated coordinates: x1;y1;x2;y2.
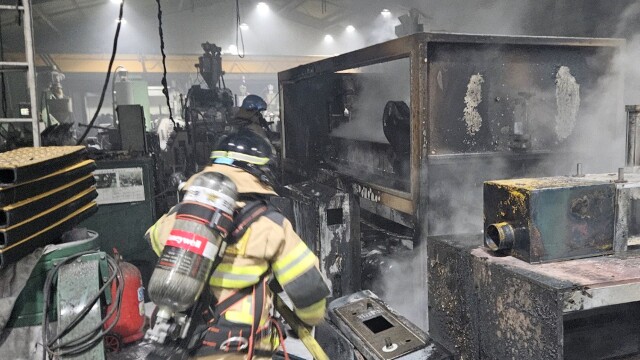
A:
70;0;86;17
33;6;60;34
277;0;305;14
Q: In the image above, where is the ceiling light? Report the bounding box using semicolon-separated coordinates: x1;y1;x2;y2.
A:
240;23;249;31
324;34;334;43
110;0;123;3
256;2;270;14
381;9;391;17
346;25;355;33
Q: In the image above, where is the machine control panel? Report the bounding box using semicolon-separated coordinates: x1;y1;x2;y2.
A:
334;298;426;359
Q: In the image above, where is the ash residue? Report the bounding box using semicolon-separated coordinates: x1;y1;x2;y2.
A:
555;66;581;140
463;74;485;135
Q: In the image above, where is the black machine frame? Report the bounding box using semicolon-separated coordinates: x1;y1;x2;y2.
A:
278;32;624;236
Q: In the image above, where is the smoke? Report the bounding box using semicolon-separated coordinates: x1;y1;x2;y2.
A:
374;244;428;330
330;58;410;143
366;15;401;45
369;1;639;332
413;0;531;35
615;2;640;37
623;36;640;105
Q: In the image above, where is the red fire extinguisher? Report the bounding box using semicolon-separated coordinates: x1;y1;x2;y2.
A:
104;248;145;353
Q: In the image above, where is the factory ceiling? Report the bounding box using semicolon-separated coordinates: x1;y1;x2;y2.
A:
0;0;637;58
0;0;415;32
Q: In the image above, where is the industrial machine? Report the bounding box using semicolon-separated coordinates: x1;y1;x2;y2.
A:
179;42;235;171
278;32;626;359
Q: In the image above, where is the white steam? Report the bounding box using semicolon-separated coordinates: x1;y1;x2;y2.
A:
330;58;410;143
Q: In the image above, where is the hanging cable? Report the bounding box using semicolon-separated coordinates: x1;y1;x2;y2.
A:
235;0;245;58
75;1;124;145
155;0;177;129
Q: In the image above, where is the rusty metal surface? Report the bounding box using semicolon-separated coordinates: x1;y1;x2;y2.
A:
484;177;616;263
471;247;640;289
430;235;640;359
472;254;563;360
427;235;480;359
583;171;640;252
471;246;640;359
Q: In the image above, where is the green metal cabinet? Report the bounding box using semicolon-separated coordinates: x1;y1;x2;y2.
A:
80;157;158;287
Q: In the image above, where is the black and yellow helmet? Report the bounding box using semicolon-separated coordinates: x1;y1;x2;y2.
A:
211;129;278;186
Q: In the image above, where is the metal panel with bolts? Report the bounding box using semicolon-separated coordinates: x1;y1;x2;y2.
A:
329;290;451;360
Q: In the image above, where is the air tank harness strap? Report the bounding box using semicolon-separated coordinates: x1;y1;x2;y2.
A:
229;199;273;243
190;199;282;358
175;202;235;238
196;277;280;359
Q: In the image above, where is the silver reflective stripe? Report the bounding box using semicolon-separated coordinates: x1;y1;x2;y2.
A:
211;271;259;282
274;248;313;277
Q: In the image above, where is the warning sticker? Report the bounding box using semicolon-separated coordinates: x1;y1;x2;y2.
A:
166;229;217;260
156;246;211;280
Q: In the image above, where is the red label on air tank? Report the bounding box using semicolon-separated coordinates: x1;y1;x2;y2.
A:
166;229;209;255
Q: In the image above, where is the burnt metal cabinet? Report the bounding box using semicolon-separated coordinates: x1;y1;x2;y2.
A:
278;32;625;354
279;181;360;298
278;32;624;238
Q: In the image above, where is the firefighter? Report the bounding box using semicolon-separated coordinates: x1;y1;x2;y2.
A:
232;95;273;139
147;129;330;360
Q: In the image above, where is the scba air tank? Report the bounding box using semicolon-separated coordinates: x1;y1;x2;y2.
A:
148;172;237;314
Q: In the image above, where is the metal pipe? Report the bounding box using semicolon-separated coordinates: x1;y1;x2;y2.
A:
626;105;640;166
575;163;584;177
617;167;626;183
485;222;518;251
23;0;40;146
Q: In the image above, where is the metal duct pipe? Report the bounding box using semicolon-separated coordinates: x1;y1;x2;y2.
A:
484;222;521;251
626;105;640;166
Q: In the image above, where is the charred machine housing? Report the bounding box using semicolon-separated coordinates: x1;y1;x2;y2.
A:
278;33;624;358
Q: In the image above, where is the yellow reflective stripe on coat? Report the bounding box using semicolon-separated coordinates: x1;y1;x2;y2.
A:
295;298;326;323
225;229;251;256
225;297;254;325
272;242;316;285
209;262;269;288
149;224;162;256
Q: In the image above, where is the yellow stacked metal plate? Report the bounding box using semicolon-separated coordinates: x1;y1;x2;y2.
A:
0;146;98;268
0;159;96;207
0;146;87;185
0;199;98;268
0;174;96;228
